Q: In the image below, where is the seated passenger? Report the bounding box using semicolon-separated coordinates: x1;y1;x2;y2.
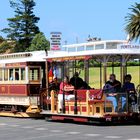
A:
81;81;91;89
70;72;84;89
123;74;135;93
58;76;75;112
49;77;59;91
103;74;121;111
122;74;136;109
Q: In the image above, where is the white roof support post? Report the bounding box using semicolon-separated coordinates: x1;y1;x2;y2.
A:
84;59;89;84
25;66;29;83
104;42;106;49
102;55;110;84
120;55;130;84
84;45;86;51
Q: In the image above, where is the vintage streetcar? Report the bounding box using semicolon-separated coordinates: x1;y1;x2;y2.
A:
1;40;140;124
0;51;46;117
41;40;140;124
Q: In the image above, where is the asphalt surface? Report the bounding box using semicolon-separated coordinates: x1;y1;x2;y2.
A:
0;117;140;140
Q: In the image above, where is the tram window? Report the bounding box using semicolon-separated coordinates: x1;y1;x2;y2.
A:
77;46;85;51
95;44;104;50
0;69;2;81
15;69;19;80
86;45;94;50
9;69;14;80
4;69;8;81
106;43;118;49
29;68;40;81
21;68;25;80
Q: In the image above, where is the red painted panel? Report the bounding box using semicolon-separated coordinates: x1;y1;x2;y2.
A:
89;89;103;99
6;62;27;67
70;106;80;111
77;90;87;101
52;116;64;121
65;106;69;111
9;85;27;95
0;85;9;94
51;115;88;123
73;117;88;122
76;89;103;101
82;106;87;112
0;84;27;96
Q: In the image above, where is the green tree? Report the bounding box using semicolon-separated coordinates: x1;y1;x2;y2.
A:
0;36;15;53
125;3;140;42
0;41;12;53
2;0;40;52
0;36;4;42
26;32;50;51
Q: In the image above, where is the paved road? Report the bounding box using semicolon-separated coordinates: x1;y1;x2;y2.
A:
0;117;140;140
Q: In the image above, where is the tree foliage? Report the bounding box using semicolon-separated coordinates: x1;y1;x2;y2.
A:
0;36;4;42
1;0;40;52
125;3;140;42
0;40;13;54
26;32;50;51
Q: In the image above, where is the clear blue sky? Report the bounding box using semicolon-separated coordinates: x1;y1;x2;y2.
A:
0;0;139;44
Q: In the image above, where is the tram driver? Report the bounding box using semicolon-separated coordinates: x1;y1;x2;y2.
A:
103;74;121;111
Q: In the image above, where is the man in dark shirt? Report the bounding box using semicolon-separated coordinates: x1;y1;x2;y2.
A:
103;74;121;111
104;74;121;93
70;72;84;89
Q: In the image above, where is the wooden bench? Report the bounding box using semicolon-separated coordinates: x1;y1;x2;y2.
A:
50;89;114;116
65;89;114;116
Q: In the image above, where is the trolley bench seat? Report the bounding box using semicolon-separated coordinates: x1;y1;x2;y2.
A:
76;89;103;101
65;89;113;115
49;89;114;115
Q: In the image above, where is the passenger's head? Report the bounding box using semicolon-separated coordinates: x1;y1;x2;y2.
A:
109;74;116;82
53;77;57;83
63;76;69;83
74;72;79;77
124;74;132;83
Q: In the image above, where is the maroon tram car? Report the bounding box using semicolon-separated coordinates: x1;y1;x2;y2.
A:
0;51;46;117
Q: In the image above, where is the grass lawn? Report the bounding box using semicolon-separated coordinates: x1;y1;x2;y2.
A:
78;66;140;89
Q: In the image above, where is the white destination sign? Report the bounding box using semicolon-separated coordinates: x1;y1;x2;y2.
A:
118;44;140;49
50;32;61;50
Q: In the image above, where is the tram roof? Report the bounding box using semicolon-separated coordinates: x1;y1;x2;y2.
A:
0;51;46;64
47;40;140;61
62;40;127;48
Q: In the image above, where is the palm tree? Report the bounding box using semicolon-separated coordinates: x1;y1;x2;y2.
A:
125;3;140;42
